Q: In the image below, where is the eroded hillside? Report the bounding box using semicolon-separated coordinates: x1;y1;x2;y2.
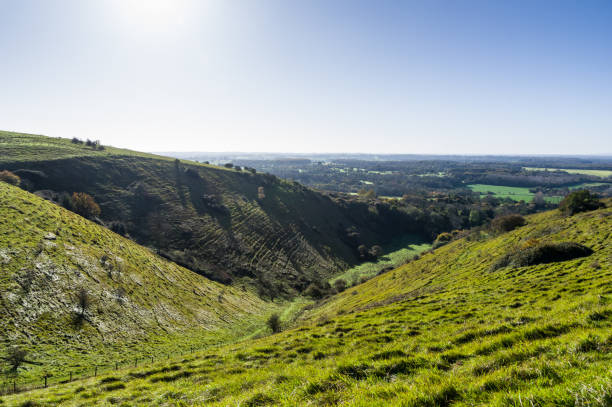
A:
0;182;270;384
1;131;428;296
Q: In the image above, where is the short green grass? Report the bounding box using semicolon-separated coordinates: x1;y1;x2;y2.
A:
524;167;612;178
0;182;279;389
468;184;562;203
4;201;610;406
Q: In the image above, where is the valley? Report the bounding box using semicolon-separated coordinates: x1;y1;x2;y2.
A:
0;132;610;406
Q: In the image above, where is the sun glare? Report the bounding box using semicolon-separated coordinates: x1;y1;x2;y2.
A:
110;0;201;36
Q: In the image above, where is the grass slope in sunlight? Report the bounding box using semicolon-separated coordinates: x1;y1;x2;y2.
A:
0;182;277;389
4;201;610;406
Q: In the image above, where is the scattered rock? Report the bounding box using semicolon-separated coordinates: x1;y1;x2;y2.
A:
44;232;57;240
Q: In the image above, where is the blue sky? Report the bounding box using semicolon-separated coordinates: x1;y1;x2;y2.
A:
0;0;611;154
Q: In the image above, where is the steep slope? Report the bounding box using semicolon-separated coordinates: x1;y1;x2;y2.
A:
5;203;610;406
1;131;428;295
0;182;270;385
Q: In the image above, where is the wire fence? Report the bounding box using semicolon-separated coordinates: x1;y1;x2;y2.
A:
0;346;201;397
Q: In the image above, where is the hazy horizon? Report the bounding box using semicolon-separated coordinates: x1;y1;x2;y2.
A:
1;0;611;155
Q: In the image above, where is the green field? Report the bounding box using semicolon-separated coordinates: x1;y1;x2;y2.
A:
329;234;431;286
467;184;562;203
3;202;610;406
524;167;612;178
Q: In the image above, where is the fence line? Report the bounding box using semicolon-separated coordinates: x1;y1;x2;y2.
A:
0;345;202;397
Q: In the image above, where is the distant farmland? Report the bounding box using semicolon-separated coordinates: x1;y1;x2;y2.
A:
467;184;562;203
524;167;612;178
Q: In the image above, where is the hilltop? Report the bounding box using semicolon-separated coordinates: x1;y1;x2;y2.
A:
0;182;272;386
0;131;430;296
3;200;610;406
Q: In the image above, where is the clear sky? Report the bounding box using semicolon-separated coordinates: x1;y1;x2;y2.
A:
1;0;611;154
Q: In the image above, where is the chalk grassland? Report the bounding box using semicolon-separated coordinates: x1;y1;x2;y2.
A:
0;131;217;169
524;167;612;178
0;182;278;388
467;184;562;203
4;201;610;406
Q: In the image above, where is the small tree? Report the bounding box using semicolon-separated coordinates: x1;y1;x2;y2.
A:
3;346;29;374
267;313;281;333
357;244;368;258
469;208;481;225
333;279;347;293
0;170;20;186
76;287;91;318
559;190;603;216
532;191;545;207
369;245;383;259
224;163;234;169
71;192;101;218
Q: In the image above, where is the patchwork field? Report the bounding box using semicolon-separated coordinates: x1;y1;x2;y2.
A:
467;184;562;203
524;167;612;178
3;200;610;406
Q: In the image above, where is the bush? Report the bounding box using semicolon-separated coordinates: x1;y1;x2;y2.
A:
108;221;127;236
491;242;593;271
0;170;20;186
490;214;526;233
70;192;101;218
369;245;383;259
267;313;281;333
433;232;452;248
333;279;347;293
71;137;83;144
559;190;603;216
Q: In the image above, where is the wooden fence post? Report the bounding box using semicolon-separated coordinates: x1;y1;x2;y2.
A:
115;362;118;371
44;376;47;388
13;380;16;393
95;366;98;377
70;372;72;382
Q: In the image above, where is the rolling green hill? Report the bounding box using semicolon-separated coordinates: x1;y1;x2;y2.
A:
0;182;274;387
1;131;429;296
4;200;609;406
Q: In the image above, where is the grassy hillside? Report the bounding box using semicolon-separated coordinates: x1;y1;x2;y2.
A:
1;131;430;296
4;202;610;406
0;182;274;387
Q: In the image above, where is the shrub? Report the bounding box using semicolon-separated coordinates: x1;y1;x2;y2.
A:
490;214;526;233
224;163;234;168
491;242;593;271
70;192;101;218
0;170;20;186
333;279;347;293
108;221;127;236
369;245;383;259
559;190;603;216
71;137;83;144
76;287;91;317
433;232;452;248
357;244;368;258
267;313;281;333
4;346;29;373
